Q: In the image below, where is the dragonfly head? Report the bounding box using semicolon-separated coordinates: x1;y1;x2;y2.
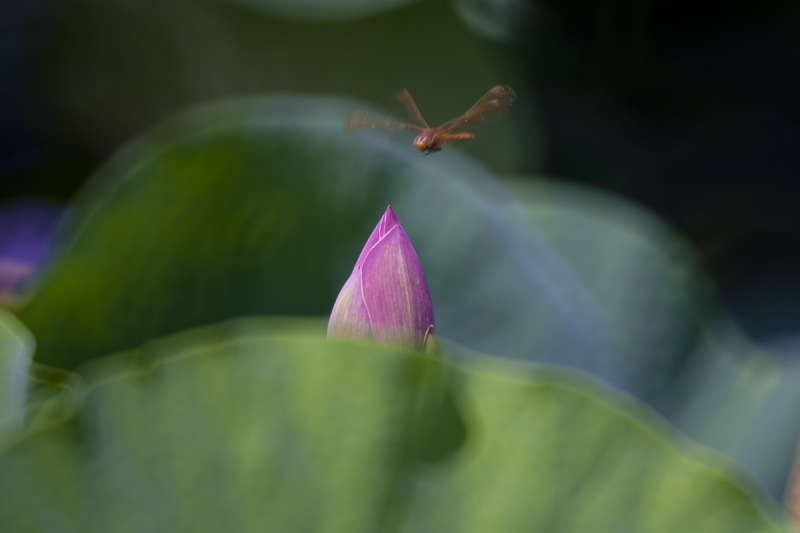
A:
413;133;433;152
414;131;442;153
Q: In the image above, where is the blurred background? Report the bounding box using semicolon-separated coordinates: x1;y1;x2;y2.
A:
2;0;798;348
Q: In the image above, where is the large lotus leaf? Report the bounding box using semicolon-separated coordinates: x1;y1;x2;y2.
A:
504;177;713;401
34;0;538;173
0;308;35;446
505;178;800;499
407;351;788;533
17;96;625;390
0;309;86;452
0;317;789;532
667;317;800;500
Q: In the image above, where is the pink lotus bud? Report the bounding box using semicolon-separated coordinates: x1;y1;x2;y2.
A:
328;206;438;353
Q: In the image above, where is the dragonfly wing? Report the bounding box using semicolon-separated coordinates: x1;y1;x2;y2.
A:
393;89;430;129
345;110;423;132
438;85;516;133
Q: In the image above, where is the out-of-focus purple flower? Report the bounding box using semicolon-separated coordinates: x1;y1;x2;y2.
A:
0;201;61;305
328;206;439;354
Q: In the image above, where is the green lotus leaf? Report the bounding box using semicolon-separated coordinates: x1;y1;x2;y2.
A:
0;309;86;452
504;177;800;500
668;318;800;500
504;176;713;399
0;308;35;446
0;317;789;532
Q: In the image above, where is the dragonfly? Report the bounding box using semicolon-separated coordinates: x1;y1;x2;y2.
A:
346;85;516;154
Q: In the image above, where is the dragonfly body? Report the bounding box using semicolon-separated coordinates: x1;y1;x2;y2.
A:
413;129;476;154
346;85;515;154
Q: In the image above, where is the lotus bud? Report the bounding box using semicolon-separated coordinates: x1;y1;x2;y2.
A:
328;206;439;353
